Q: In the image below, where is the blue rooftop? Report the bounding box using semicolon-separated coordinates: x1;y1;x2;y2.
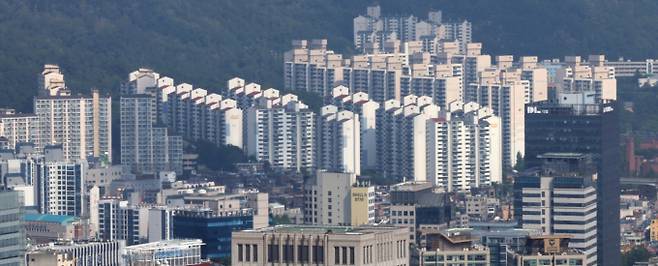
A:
24;214;78;225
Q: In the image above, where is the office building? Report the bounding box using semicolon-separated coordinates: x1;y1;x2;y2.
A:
418;229;489;266
35;147;87;217
26;240;125;266
514;153;598;265
172;208;255;260
509;235;586;266
318;106;360;175
96;198;141;245
0;190;25;266
524;100;621;265
231;225;410;266
426;101;502;191
304;171;375;226
123;239;204;266
389;182;453;242
168;190;268;259
246;95;315;172
350;182;375;226
34;90;112;162
23;214;86;244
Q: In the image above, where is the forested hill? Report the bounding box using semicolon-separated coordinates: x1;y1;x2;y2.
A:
1;0;657;111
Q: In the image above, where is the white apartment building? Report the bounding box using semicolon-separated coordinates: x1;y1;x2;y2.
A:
353;5;471;54
284;40;465;105
334;90;380;170
318;105;360;175
426;101;502;192
34;90;112;163
465;81;525;168
120;95;183;175
0;110;39;152
605;58;656;77
246;95;315;172
376;96;435;182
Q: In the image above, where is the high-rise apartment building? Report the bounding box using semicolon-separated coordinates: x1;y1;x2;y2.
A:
376;96;436;181
329;89;381;171
231;225;410;266
246;95;315;172
426;101;502;191
120;94;183;175
465;81;525;168
318;106;360;175
514;153;598;265
0;109;39;153
0;189;25;266
353;6;471;54
34;90;112;162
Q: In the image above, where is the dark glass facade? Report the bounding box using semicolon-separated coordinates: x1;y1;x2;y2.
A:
524;102;620;265
173;213;253;260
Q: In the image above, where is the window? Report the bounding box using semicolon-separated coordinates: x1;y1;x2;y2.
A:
342;247;347;264
335;247;340;264
298;244;309;262
238;244;244;262
349;247;355;265
313;245;324;263
253;245;258;262
245;244;251;262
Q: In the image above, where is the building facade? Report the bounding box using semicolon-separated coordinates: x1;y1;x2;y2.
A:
231;225;410;266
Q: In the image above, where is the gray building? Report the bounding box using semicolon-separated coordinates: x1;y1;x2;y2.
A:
0;190;25;266
514;153;598;266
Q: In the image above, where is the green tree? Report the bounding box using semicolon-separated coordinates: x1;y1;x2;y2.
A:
622;246;651;266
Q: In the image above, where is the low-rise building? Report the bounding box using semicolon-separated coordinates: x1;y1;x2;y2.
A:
418;229;490;266
123;239;204;266
231;225;410;266
508;235;586;266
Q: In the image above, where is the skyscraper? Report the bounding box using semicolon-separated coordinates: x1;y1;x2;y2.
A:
525;101;620;265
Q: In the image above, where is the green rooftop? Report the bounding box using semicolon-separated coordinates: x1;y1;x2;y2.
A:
24;214;78;225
